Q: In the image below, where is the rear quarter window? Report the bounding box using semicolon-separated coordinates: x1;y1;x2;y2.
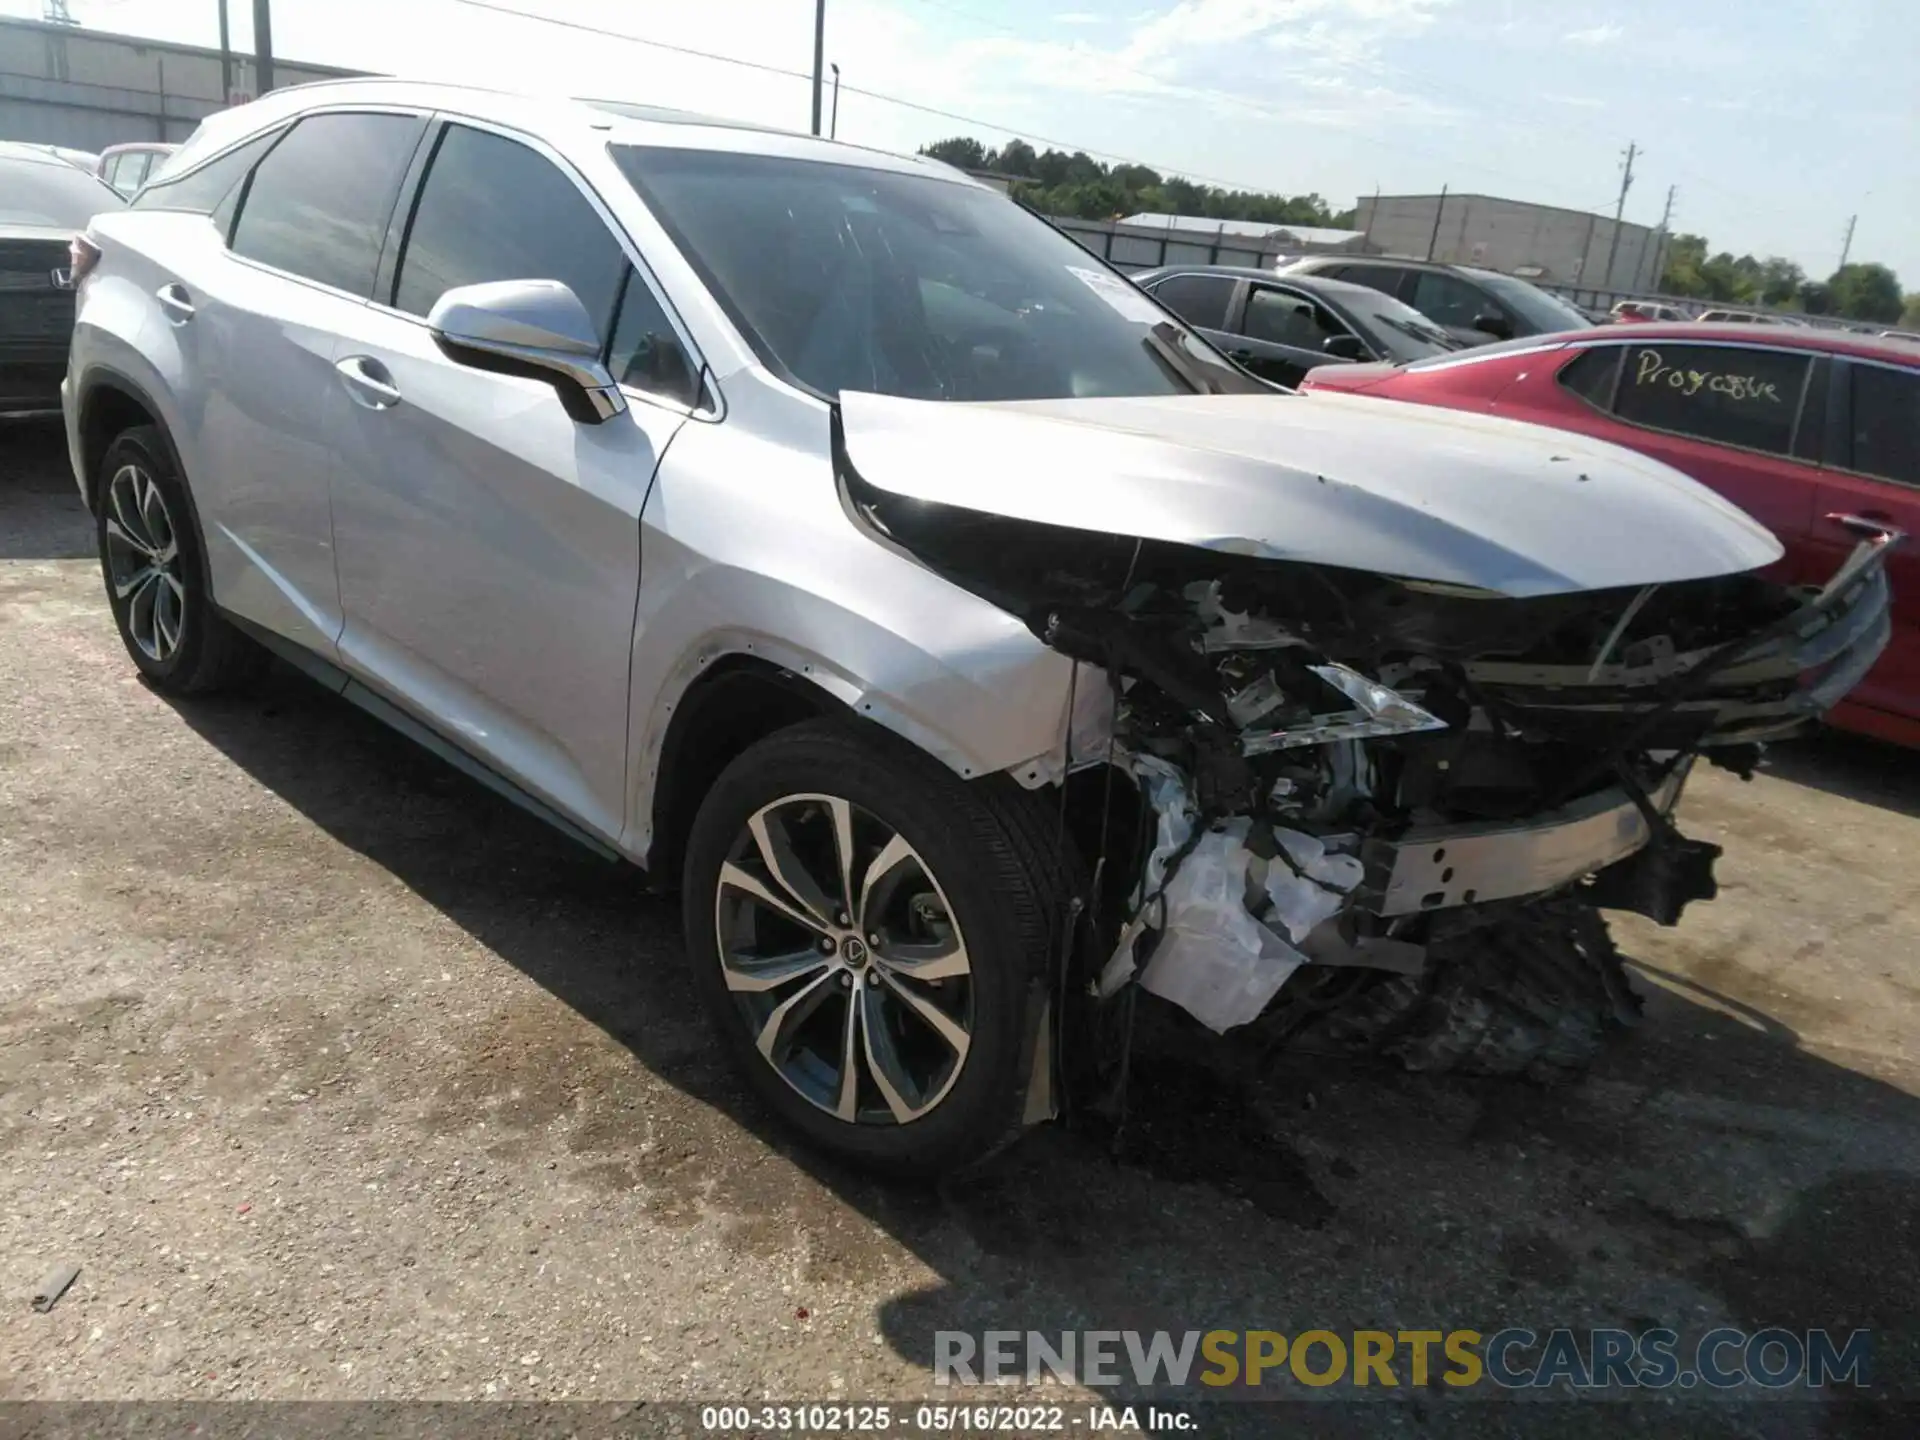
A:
1556;346;1620;407
132;128;284;217
1612;343;1811;457
1848;362;1920;486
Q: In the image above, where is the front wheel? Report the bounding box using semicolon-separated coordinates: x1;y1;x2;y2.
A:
681;720;1072;1177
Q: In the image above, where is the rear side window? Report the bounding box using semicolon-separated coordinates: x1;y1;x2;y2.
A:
1410;270;1493;328
1325;264;1404;297
392;124;626;341
1146;273;1234;330
133;128;283;216
1556;346;1619;407
1613;343;1810;456
1848;363;1920;486
230;112;425;296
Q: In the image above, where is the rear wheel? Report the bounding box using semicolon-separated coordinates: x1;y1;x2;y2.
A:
681;720;1072;1177
95;425;260;694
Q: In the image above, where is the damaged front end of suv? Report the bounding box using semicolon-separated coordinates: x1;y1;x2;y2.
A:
836;388;1897;1084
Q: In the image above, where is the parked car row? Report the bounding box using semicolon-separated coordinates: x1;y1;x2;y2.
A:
8;138;177;196
27;80;1904;1178
1131;265;1459;387
1301;323;1919;747
96;141;178;198
0;141;125;415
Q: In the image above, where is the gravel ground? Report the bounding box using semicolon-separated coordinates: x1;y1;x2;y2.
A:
3;418;1918;1435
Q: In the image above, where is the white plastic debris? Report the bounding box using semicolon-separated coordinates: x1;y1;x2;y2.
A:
1100;756;1366;1033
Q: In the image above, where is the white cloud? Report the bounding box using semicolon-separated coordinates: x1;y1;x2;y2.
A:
1052;10;1104;22
1565;23;1624;46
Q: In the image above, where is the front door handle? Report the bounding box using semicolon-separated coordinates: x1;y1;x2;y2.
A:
156;283;195;323
335;355;402;409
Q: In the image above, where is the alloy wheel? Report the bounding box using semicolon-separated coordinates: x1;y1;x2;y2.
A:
103;464;186;663
713;793;974;1125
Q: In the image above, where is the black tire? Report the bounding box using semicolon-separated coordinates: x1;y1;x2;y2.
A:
1292;897;1641;1079
95;424;260;694
681;718;1075;1178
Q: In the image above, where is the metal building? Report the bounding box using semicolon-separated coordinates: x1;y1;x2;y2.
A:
0;14;359;153
1355;192;1664;296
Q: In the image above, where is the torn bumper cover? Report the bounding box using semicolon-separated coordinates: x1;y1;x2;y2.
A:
1097;533;1895;1035
1100;757;1691;1033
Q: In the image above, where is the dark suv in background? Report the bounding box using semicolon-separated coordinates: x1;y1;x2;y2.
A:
1132;265;1458;387
1280;256;1593;347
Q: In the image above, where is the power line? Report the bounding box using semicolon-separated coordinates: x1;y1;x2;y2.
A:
907;0;1608;210
450;0;1283;193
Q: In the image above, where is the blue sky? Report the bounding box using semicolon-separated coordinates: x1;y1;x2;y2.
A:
13;0;1916;286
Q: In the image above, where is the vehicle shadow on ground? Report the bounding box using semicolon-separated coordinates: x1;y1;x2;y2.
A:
1759;730;1920;821
164;665;1920;1438
0;419;92;561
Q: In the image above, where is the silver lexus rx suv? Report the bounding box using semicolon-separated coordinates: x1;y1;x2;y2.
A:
64;80;1894;1176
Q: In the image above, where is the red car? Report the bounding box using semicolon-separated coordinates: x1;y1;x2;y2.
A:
1301;323;1920;747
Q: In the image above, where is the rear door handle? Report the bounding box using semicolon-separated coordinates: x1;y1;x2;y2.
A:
335;355;402;409
1825;511;1901;539
156;283;194;323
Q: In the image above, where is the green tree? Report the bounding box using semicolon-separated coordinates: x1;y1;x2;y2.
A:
994;138;1037;178
919;135;1341;230
1827;263;1904;324
1756;257;1806;308
1798;280;1833;316
920;137;988;171
1660;234;1710;296
1902;293;1920;330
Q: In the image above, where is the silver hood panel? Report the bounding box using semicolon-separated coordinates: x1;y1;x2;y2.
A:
837;389;1783;597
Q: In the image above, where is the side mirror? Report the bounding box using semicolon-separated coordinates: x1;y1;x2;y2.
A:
1471;311;1513;340
1322;333;1368;360
428;279;626;424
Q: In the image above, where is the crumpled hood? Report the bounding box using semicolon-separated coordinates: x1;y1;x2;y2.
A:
837;388;1782;598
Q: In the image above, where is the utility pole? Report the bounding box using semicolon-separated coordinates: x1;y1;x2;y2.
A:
829;63;841;140
1424;183;1447;262
1599;141;1637;293
252;0;273;96
218;0;232;105
1646;183;1675;292
1838;213;1857;271
810;0;827;136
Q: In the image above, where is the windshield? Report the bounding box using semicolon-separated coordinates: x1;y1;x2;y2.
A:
0;156;123;228
612;146;1263;402
1336;287;1458;361
1469;271;1593;333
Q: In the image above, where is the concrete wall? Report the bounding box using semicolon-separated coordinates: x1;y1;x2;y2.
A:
1356;193;1662;294
0;16;360;152
1051;216;1367;274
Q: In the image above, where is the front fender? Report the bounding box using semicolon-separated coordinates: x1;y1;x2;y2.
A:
624;569;1114;860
